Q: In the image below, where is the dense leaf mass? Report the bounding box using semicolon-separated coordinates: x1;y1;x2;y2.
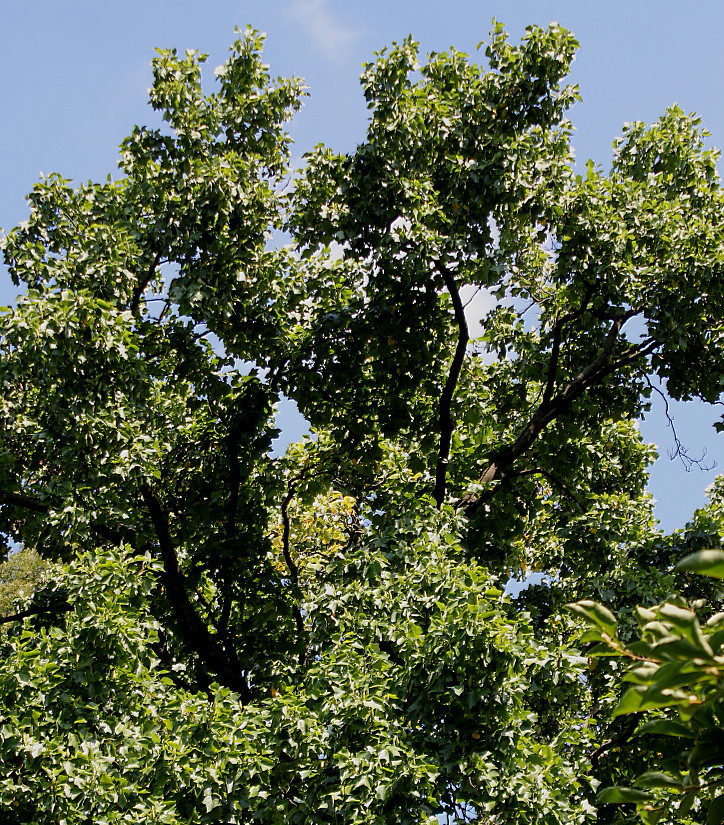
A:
1;22;724;824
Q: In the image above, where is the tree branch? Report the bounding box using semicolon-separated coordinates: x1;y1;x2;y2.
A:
542;293;594;406
0;489;125;546
281;483;306;668
130;250;162;315
589;715;639;768
542;316;565;407
644;376;716;471
433;261;469;507
139;483;252;701
217;417;245;636
460;319;656;516
0;602;72;626
467;466;586;513
0;490;48;514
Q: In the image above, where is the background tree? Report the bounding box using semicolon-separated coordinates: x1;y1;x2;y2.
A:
0;22;723;824
0;547;49;621
569;537;724;825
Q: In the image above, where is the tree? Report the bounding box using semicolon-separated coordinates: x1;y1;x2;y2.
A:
569;500;724;825
0;546;50;620
0;21;723;824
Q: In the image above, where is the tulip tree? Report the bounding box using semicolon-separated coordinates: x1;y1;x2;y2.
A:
1;22;724;824
569;496;724;825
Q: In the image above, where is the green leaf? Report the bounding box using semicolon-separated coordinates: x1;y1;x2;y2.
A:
597;786;655;804
613;686;686;717
565;600;618;637
679;790;697;816
624;662;660;685
635;771;682;790
650;662;711;693
613;687;646;716
638;719;693;738
676;550;724;579
655;637;714;662
657;603;713;655
707;793;724;825
689;742;724;770
587;642;622;657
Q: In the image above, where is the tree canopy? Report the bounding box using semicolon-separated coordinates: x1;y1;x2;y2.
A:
1;22;724;825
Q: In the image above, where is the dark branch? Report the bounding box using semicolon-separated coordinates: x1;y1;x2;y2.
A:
140;483;252;701
460;319;657;516
281;488;300;588
542;293;594;406
644;376;717;472
130;251;162;315
0;491;48;514
0;489;124;546
542;317;565;407
0;602;72;626
433;261;469;507
589;715;639;768
218;417;245;636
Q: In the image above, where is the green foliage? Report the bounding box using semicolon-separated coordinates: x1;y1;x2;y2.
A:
1;20;724;824
568;546;724;825
0;547;49;618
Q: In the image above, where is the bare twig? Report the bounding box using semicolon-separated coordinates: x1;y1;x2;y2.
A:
644;376;717;472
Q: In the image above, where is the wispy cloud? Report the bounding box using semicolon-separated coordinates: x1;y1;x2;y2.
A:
286;0;358;61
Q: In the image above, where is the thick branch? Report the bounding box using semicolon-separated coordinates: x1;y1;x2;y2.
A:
460;321;657;516
0;489;124;546
433;262;469;507
0;491;48;514
541;294;594;406
0;602;72;626
130;251;162;315
542;317;565;407
140;483;251;701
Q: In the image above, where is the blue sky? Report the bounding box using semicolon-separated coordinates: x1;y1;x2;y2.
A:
2;0;724;531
